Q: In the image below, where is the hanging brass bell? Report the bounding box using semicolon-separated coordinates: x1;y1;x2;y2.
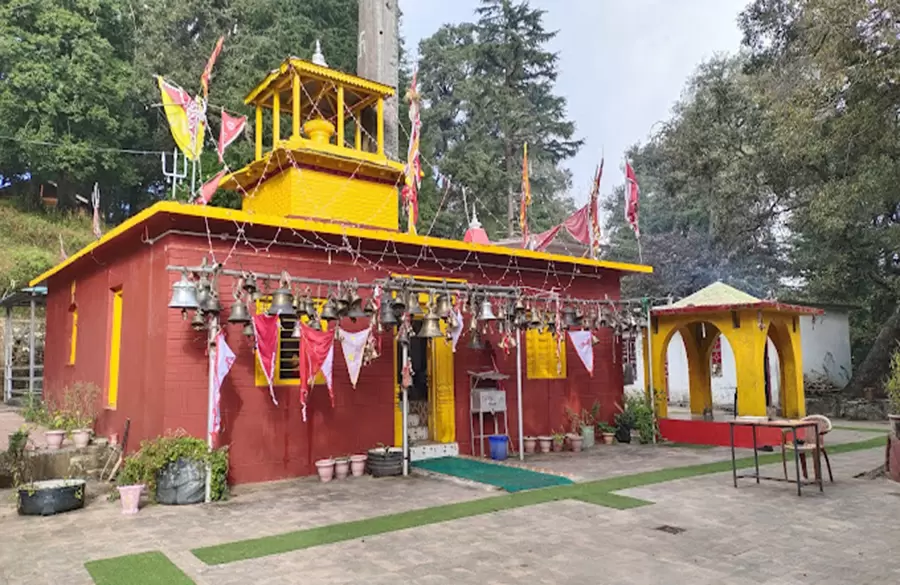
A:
308;315;323;331
336;286;350;315
320;298;339;321
390;289;406;313
346;290;366;321
397;325;410;346
268;288;296;317
417;308;444;338
529;308;543;329
477;297;497;321
195;274;212;308
242;321;255;337
467;330;485;350
379;301;398;327
435;293;452;318
406;289;423;316
204;293;222;315
514;297;526;315
227;299;251;324
363;297;376;317
168;272;199;311
243;274;258;297
294;292;307;318
292;318;301;338
191;310;207;331
599;309;609;328
562;306;577;329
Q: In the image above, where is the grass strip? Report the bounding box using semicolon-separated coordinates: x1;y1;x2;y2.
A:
832;425;889;434
662;442;717;449
85;551;194;585
191;436;885;565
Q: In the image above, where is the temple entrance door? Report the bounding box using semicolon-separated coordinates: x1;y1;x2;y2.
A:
428;329;456;443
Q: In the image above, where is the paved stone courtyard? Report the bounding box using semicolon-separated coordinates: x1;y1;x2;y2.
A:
0;423;895;584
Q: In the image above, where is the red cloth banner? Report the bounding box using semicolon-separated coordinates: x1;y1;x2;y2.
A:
218;109;247;163
196;170;227;205
252;314;279;405
590;158;603;257
625;161;640;237
563;204;591;245
200;36;225;98
299;323;335;421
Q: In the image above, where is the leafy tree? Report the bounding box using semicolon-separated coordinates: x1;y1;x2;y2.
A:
416;0;581;240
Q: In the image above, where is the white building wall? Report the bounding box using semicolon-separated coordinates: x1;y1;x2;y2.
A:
800;311;852;387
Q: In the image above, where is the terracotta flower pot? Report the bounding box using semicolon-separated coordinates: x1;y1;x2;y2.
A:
523;436;537;454
350;454;367;477
117;485;144;515
889;414;900;440
72;429;91;449
109;432;119;446
602;432;615;445
334;458;350;480
44;430;65;450
537;436;552;453
315;459;335;482
551;438;564;452
567;434;583;453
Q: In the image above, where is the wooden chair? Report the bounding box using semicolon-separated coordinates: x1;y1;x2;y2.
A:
781;414;833;483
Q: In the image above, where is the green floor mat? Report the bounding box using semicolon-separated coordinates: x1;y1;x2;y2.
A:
85;551;194;585
413;456;573;492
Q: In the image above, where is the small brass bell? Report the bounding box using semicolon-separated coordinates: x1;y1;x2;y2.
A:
168;272;199;311
346;290;366;321
514;311;528;329
390;290;407;313
514;297;526;315
417;308;444;338
268;288;296;317
406;290;423;316
243;274;258;297
195;275;212;308
227;299;251;324
562;306;577;329
435;293;452;319
191;310;207;331
302;297;317;318
363;297;376;317
599;309;609;328
294;291;308;318
447;310;459;329
397;325;410;346
320;298;339;321
379;301;398;326
529;308;543;329
467;330;485;350
336;286;350;315
477;297;497;321
292;318;301;338
204;293;222;315
242;322;254;337
308;315;323;331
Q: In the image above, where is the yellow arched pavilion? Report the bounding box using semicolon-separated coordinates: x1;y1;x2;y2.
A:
646;282;822;420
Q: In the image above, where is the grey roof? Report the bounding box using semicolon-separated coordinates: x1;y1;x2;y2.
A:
0;286;47;308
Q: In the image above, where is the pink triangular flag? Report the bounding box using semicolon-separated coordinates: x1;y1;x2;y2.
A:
338;328;370;389
567;330;594;377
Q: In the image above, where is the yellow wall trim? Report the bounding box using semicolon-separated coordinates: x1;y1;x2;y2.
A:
107;288;123;408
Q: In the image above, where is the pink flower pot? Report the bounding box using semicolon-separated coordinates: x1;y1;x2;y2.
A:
537;436;552;453
551;439;564;452
315;459;335;482
350;454;367;477
334;459;350;480
44;430;65;450
523;437;537;454
117;485;144;514
603;433;615;445
72;429;91;449
568;434;583;453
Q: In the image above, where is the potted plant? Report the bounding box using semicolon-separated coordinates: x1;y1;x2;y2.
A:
537;435;552;453
62;382;100;449
367;444;403;477
613;401;635;444
349;453;367;477
43;409;70;450
551;430;565;452
626;395;658;444
597;422;616;444
316;458;336;482
334;456;350;480
886;348;900;439
115;430;229;505
582;402;601;448
567;432;584;452
114;464;145;514
523;436;537;454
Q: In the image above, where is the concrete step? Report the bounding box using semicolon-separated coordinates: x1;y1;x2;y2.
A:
408;414;421;427
409;426;429;441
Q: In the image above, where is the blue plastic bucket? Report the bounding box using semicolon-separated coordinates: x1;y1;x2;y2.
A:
488;435;508;461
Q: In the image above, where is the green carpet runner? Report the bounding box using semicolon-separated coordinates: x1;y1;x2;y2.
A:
413;456;573;492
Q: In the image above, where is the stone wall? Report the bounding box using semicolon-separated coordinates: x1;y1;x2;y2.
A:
806;393;889;421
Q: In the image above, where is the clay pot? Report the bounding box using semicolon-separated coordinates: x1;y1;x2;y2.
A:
334;458;350;480
44;430;65;450
889;414;900;440
109;432;119;446
551;437;564;452
523;436;537;454
72;429;91;449
315;459;335;482
537;436;552;453
567;433;583;453
350;454;367;477
602;432;615;445
117;485;144;515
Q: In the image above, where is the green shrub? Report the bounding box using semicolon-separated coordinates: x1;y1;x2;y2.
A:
885;346;900;415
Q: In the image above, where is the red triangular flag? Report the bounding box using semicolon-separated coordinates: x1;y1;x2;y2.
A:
218;109;247;163
195;170;227;205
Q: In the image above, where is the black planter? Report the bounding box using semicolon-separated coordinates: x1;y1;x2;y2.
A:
615;426;632;444
156;458;206;505
367;448;403;477
17;479;86;516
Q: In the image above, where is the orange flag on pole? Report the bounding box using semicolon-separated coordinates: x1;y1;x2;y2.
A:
200;36;225;99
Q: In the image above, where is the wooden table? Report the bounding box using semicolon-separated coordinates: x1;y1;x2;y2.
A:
729;419;823;496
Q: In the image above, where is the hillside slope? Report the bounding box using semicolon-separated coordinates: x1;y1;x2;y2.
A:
0;200;96;294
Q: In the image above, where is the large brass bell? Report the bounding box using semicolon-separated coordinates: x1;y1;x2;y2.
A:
268;288;295;317
293;290;308;317
417;307;444;338
477;297;497;321
168;272;199;311
336;286;350;315
562;306;578;329
228;299;251;324
406;289;423;316
346;290;367;321
320;297;339;321
467;330;485;350
191;310;207;331
379;301;398;327
434;293;452;319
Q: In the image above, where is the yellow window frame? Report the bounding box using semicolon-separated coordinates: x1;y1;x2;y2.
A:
526;329;567;379
254;296;329;386
107;288;124;408
68;281;78;365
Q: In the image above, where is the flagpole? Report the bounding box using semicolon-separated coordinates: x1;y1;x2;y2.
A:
205;320;217;503
636;236;644;264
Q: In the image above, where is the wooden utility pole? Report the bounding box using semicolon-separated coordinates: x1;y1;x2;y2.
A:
358;0;399;159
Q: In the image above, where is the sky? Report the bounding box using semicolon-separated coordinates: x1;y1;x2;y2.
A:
400;0;750;205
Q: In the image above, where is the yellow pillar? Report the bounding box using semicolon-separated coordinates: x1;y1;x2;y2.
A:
649;320;677;418
355;120;362;150
376;98;384;156
769;317;806;418
731;316;768;417
272;91;281;149
680;327;712;416
292;73;301;138
255;105;263;160
336;85;345;147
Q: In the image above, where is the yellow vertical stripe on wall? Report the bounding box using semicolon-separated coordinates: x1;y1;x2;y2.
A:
69;309;78;365
429;329;456;443
526;329;566;379
107;289;124;408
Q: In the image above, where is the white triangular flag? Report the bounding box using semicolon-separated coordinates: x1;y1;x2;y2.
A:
567;330;594;377
450;309;464;352
213;332;237;434
338;328;370;388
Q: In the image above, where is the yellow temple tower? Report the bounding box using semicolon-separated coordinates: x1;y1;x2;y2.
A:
221;44;406;231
